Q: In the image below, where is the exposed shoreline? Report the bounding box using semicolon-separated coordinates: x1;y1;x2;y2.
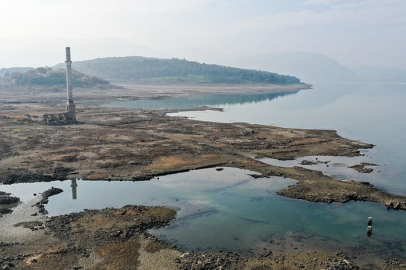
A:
1;83;406;269
1;104;405;212
2;195;371;270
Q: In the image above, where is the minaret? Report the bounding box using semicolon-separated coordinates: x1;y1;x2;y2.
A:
65;47;76;122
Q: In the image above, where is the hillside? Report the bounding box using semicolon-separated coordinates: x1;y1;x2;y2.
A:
53;56;301;85
10;67;109;87
166;50;365;83
0;67;34;78
242;52;364;83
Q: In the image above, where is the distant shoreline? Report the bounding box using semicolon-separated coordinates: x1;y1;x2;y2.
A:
0;79;311;105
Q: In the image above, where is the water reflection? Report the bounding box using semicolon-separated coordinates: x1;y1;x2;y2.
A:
259;154;379;181
71;179;78;200
2;167;406;261
2;82;406;262
169;82;406;196
97;91;299;110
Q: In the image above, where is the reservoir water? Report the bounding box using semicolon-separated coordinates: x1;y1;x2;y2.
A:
169;82;406;196
98;91;298;110
2;82;406;262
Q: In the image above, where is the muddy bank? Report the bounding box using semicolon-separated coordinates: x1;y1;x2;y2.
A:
275;166;406;210
0;81;309;107
1;99;406;211
0;196;180;270
177;251;362;270
1;83;406;269
0;196;60;270
32;187;64;215
3;201;404;270
0;191;20;217
349;163;378;173
0;200;370;270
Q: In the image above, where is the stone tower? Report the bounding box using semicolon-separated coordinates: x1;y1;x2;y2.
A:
65;47;76;122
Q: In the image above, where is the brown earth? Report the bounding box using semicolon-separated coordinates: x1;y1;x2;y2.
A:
1;82;406;269
1;102;405;211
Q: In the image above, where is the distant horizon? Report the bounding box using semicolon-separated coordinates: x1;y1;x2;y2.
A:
2;46;406;84
0;37;405;71
1;1;405;69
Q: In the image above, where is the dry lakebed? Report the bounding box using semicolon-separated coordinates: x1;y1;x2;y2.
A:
1;83;406;269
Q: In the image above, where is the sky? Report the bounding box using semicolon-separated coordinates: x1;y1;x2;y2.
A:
0;0;405;68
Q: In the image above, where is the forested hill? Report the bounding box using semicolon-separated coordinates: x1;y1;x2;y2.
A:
54;56;301;84
10;67;109;87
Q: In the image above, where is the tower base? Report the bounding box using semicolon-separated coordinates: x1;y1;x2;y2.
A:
67;103;76;122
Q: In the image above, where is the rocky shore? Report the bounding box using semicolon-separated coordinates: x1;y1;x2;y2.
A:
0;191;20;217
2;103;402;212
0;198;372;270
348;163;378;173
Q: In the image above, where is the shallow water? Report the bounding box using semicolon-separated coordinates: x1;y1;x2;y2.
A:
2;167;406;259
2;82;406;260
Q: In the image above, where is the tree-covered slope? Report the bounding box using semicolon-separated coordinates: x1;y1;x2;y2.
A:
0;67;34;78
54;56;301;84
10;67;109;87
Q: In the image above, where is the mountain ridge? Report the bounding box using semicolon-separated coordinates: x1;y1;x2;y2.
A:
166;49;366;83
2;37;405;83
242;51;364;83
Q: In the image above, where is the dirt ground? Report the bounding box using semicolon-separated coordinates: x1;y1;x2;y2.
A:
1;82;406;269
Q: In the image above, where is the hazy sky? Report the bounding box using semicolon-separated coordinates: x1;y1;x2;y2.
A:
1;0;405;68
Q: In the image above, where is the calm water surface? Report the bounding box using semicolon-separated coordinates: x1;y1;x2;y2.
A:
170;82;406;195
97;91;298;110
2;82;406;260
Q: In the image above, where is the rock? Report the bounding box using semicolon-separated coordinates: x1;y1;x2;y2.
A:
41;187;63;201
300;160;317;165
0;196;20;205
0;209;13;215
386;201;394;210
394;202;401;210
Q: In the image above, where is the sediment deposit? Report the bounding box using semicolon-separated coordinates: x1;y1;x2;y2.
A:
1;83;406;269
